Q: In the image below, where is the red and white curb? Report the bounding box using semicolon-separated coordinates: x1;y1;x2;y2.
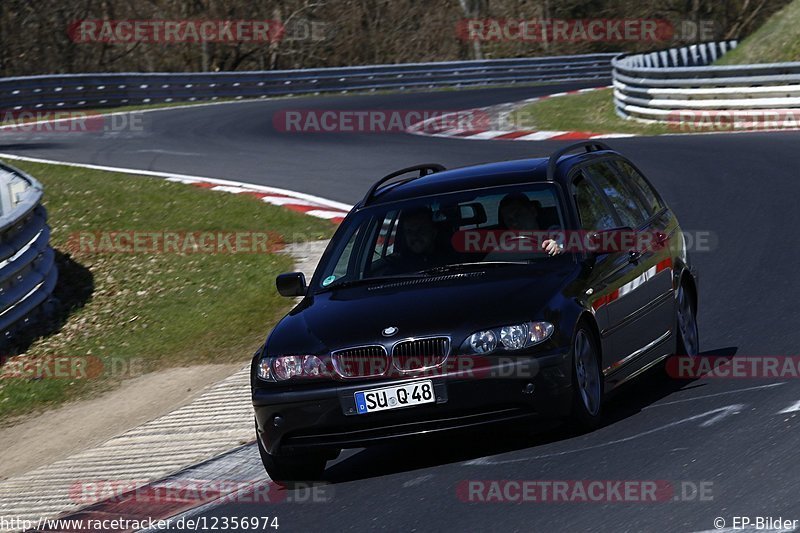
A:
0;245;328;533
0;153;353;225
0;366;253;532
406;86;636;142
167;179;350;223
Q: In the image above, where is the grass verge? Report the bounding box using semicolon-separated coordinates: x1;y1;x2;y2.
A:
0;160;335;424
510;88;673;136
715;0;800;65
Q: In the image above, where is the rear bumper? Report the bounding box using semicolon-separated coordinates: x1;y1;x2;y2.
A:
253;350;572;455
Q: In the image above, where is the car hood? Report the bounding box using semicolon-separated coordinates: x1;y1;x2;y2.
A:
266;263;579;355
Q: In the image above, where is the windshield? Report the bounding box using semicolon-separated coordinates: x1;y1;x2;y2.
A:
316;184;569;289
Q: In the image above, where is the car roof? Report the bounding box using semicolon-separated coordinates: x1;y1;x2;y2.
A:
364;148;620;206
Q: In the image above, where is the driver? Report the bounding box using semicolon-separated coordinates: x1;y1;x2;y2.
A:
388;206;449;273
402;206;439;257
498;192;564;256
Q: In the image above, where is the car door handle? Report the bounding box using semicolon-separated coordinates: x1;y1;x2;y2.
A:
628;251;641;263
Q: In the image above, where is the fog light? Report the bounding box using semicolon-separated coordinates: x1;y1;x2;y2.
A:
469;330;497;354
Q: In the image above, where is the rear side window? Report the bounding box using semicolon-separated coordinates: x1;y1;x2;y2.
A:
573;172;616;231
614;160;665;216
586;161;650;229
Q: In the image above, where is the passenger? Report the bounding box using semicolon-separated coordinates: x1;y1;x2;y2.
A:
498;192;564;256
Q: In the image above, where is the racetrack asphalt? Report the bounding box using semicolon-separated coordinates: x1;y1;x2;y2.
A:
4;80;800;532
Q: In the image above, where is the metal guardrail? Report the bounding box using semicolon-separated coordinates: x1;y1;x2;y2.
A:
0;54;615;110
612;40;800;122
0;162;57;344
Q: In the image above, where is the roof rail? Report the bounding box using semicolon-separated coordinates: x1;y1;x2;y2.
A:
546;141;611;181
362;163;445;205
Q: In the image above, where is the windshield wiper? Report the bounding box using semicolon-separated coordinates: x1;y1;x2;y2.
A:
320;274;427;291
417;261;529;276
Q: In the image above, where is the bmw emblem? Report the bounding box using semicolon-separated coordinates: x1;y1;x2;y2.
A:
382;326;399;337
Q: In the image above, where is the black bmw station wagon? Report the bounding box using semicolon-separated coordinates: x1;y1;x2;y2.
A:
251;141;699;481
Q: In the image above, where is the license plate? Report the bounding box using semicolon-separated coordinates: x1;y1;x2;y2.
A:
354;380;435;414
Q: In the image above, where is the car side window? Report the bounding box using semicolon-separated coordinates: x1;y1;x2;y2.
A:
372;211;399;261
573;172;617;231
330;225;363;279
614;160;665;216
586;161;650;229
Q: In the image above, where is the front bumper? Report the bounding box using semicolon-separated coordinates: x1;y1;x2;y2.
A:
253;350;572;455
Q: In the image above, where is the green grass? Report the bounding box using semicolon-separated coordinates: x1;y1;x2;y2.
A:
510;88;672;136
0;161;334;424
716;0;800;65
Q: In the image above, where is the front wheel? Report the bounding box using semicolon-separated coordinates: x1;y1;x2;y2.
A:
676;283;699;356
569;324;604;430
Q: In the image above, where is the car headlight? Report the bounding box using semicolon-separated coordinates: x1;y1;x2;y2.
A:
258;355;332;381
529;322;554;344
468;330;497;354
257;357;272;380
462;321;554;355
500;324;529;350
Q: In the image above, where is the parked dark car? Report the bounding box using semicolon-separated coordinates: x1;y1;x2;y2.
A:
251;141;699;481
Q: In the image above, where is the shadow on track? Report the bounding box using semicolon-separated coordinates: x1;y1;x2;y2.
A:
323;346;738;484
0;249;94;358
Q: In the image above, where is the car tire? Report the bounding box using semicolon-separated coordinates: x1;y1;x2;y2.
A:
675;281;699;356
256;426;329;484
568;322;604;430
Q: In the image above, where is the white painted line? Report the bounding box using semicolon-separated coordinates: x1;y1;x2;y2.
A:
643;383;785;409
461;130;513;139
698;404;742;427
258;196;320;207
515;131;568;141
305;208;349;219
464;404;747;466
402;474;434;487
589;133;638;139
0;152;353;213
778;400;800;414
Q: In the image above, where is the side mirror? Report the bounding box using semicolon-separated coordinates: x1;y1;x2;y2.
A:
276;272;307;297
588;226;634;256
